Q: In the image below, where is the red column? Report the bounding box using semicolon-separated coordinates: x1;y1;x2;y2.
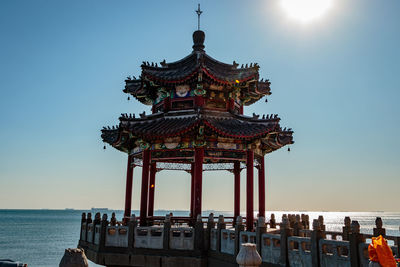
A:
234;161;241;223
194;148;204;220
140;150;151;226
246;150;254;231
124;155;134;221
190;163;195;219
148;162;156;218
258;156;265;218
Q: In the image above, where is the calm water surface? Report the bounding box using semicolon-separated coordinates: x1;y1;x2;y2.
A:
0;210;399;267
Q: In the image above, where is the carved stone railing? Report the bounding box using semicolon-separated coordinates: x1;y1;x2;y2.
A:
260;233;281;264
78;212;400;267
220;229;235;255
319;239;350;267
134;226;164;249
105;226;128;247
169;227;194;250
288;236;312;266
239;231;256;245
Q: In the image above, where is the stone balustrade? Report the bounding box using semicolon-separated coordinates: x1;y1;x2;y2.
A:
288;236;312;266
260;233;281;264
78;212;400;267
135;226;164;249
220;229;235;254
105;226;129;247
169;227;194;250
319;239;350;267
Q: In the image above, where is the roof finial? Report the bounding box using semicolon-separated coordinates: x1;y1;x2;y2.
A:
195;4;203;30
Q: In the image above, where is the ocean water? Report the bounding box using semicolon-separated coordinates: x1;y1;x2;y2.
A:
0;209;399;267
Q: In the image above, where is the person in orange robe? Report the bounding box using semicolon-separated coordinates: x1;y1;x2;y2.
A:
368;235;397;267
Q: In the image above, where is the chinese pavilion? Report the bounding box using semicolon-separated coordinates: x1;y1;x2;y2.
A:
101;25;293;231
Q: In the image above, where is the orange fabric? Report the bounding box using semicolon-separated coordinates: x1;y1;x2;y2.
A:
368;235;397;267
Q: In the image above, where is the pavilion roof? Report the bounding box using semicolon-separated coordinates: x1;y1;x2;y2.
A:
123;31;271;106
101;110;293;153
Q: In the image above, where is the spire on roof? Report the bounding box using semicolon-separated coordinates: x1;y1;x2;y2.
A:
193;4;205;51
195;4;203;31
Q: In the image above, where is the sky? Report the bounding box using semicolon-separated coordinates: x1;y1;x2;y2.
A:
0;0;399;212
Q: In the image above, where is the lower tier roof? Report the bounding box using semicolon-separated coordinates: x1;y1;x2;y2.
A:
101;110;293;154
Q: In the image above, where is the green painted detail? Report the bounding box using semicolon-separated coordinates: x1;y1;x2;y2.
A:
194;84;206;96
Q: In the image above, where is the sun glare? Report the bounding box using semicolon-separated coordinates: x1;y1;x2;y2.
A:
280;0;333;23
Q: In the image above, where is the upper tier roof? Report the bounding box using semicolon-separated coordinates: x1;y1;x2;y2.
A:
124;30;271;105
140;51;259;84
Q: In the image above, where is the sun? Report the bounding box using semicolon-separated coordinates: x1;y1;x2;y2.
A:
280;0;333;23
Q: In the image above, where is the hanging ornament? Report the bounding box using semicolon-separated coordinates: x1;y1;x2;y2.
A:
287;147;291;152
127;96;130;101
103;145;106;150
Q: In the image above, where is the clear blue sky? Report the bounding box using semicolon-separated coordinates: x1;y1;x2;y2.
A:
0;0;399;212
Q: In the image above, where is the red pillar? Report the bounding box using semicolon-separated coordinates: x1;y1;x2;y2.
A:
246;150;254;231
234;161;241;222
194;148;204;220
140;150;151;226
258;156;265;218
190;163;195;219
124;155;134;221
148;162;156;218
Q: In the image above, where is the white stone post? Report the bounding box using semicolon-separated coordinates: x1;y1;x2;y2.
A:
236;243;262;267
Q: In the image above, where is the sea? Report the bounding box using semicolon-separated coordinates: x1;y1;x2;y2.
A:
0;209;399;267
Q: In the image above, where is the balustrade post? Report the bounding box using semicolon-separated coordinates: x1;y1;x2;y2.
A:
93;213;101;246
194;214;204;251
269;213;276;228
235;216;245;256
289;214;295;228
318;215;326;232
216;215;226;253
304;214;310;230
310;219;324;267
373;217;386;237
301;214;306;229
279;216;293;266
293;215;302;236
256;216;266;255
85;213;92;242
205;213;215;251
342;216;351;241
128;215;137;249
349;220;364;267
80;213;86;241
99;214;108;252
163;214;171;250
